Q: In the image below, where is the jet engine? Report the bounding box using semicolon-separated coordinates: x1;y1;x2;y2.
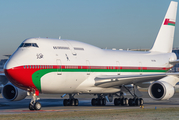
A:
148;81;175;100
2;83;27;101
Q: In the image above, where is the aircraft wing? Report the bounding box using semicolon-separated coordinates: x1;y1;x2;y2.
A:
94;73;179;88
169;59;179;65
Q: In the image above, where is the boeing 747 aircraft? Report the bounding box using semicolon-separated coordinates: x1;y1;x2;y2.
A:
2;1;179;110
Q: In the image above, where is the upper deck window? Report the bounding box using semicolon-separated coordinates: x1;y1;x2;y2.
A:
19;43;39;48
74;47;84;50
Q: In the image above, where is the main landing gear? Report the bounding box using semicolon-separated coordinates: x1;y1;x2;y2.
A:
114;93;128;106
29;90;41;110
114;95;143;106
122;85;144;106
91;94;106;106
63;94;79;106
128;97;143;106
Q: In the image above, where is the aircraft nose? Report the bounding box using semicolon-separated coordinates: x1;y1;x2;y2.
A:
4;59;19;85
4;58;36;90
4;59;18;70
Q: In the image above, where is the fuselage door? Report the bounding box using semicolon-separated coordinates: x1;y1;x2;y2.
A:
139;62;143;75
116;61;120;75
65;41;77;56
56;59;62;75
86;60;90;75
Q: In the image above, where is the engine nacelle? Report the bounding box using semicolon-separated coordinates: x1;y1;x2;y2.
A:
2;83;27;101
148;81;175;100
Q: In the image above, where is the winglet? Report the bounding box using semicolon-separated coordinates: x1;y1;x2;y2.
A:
150;1;178;53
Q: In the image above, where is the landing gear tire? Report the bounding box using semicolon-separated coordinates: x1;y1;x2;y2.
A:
75;99;79;106
98;98;103;106
129;98;133;106
114;98;120;106
91;98;106;106
102;98;106;106
29;102;41;110
124;98;128;106
71;99;75;106
91;98;96;106
63;99;67;106
63;99;79;106
114;98;118;106
114;98;128;106
34;102;41;110
128;98;143;106
29;90;41;110
29;103;34;110
121;98;125;106
135;99;140;106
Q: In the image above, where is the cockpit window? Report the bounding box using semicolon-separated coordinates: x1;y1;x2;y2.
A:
19;43;39;48
32;43;38;47
23;43;31;47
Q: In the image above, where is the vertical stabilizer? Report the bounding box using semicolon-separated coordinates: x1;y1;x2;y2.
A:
150;1;178;53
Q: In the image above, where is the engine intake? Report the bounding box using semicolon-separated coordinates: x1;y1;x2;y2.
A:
2;83;27;101
148;81;175;100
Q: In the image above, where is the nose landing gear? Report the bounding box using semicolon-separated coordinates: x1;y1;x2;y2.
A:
29;90;41;110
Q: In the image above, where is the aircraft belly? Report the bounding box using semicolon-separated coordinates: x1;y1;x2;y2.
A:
41;72;87;93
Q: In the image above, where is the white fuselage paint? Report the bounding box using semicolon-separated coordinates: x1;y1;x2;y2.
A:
5;38;176;94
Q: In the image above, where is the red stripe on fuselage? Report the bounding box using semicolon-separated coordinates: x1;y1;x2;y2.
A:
5;65;172;90
5;66;37;90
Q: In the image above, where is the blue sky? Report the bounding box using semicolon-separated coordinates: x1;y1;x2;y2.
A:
0;0;178;59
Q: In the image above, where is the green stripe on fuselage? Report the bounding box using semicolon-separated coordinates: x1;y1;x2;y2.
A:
32;69;56;91
31;68;168;91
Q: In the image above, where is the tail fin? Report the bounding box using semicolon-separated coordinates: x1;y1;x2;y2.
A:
150;1;178;53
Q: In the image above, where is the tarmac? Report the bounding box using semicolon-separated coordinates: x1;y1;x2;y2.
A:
0;91;179;114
